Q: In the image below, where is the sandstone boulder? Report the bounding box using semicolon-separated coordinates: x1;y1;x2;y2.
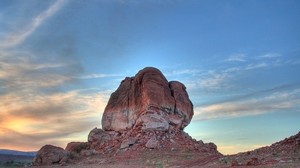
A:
33;145;67;166
88;128;114;149
65;142;88;154
102;67;193;131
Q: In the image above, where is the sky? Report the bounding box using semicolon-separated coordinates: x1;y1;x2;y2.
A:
0;0;299;154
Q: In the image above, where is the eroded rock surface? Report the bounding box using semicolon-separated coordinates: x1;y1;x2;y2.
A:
102;67;193;132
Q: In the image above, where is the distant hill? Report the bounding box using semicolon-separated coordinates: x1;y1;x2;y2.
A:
0;149;36;157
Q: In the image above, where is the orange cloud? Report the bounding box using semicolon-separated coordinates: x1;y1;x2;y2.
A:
0;90;110;151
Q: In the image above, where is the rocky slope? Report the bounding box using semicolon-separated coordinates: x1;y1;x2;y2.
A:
214;131;300;167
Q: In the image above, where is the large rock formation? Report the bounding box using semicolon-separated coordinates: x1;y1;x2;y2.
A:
87;67;218;155
33;67;220;166
102;67;193;131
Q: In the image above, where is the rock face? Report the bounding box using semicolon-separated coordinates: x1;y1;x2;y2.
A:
102;67;193;132
33;145;67;166
87;67;219;156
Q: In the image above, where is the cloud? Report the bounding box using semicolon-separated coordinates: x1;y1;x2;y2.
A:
165;69;202;77
225;54;246;62
198;72;231;90
193;87;300;121
78;73;122;79
0;89;111;150
259;53;281;58
0;0;67;48
0;8;110;150
0;54;79;90
245;63;268;70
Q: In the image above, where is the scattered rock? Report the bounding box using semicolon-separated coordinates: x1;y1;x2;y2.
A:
145;137;159;149
120;137;137;149
33;145;68;166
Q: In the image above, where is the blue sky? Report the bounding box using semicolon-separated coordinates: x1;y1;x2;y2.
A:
0;0;299;154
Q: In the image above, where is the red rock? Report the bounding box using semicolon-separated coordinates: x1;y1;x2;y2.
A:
88;128;113;149
120;137;137;149
33;145;67;166
169;81;193;129
206;142;218;152
80;149;95;156
136;113;169;131
246;157;260;166
231;159;239;166
102;67;193;132
265;159;279;165
145;137;159;149
65;142;88;153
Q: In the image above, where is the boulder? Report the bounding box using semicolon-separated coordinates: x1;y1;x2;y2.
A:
88;128;113;149
65;142;88;153
33;145;67;166
101;67;193;132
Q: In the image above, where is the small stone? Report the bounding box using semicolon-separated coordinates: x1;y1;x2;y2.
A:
120;137;137;149
145;138;159;149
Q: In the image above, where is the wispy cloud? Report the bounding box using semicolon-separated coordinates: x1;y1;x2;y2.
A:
259;53;281;58
225;54;247;62
78;73;122;79
0;0;67;48
166;69;202;76
193;87;300;121
0;54;79;90
245;62;268;70
198;72;231;90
